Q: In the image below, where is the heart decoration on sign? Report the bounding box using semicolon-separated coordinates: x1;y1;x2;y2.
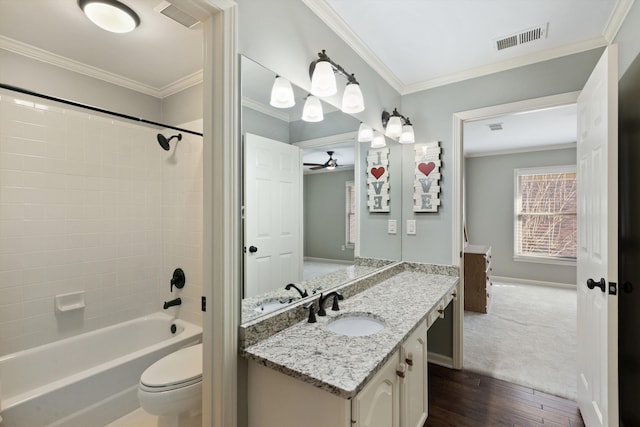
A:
371;167;385;180
418;162;436;176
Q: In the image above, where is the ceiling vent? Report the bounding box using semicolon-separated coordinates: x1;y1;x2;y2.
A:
495;23;548;51
487;123;503;131
154;1;200;29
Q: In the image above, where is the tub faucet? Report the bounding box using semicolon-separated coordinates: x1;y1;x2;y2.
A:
317;291;344;316
285;283;308;298
163;297;182;309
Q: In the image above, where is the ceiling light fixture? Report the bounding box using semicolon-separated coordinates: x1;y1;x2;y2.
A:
382;108;415;144
302;95;324;122
78;0;140;34
269;75;295;108
309;50;365;114
357;122;374;142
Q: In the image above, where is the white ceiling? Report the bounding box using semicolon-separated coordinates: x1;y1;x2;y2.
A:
0;0;627;153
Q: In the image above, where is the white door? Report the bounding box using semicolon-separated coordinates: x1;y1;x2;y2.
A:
244;133;303;298
352;353;401;427
576;46;619;427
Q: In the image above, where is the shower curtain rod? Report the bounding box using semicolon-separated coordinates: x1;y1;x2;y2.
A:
0;83;204;137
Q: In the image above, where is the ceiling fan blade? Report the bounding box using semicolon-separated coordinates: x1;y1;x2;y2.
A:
303;163;325;167
310;165;326;170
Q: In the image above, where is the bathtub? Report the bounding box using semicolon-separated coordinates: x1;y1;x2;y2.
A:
0;312;202;427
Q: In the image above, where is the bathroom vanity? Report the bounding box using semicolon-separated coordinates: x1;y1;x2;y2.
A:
242;266;458;427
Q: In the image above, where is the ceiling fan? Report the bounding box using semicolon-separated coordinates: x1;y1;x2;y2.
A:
304;150;339;170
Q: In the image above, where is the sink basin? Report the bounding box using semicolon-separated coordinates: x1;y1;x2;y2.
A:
254;297;298;314
326;313;385;337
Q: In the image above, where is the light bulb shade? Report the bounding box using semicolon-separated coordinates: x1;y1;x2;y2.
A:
358;123;374;142
302;96;324;122
370;131;386;148
269;76;295;108
385;115;403;138
342;82;365;114
310;61;337;97
399;124;415;144
79;0;140;33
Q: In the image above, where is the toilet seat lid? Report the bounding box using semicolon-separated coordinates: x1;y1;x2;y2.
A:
141;343;203;388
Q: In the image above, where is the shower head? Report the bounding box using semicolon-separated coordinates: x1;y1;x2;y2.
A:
157;133;182;151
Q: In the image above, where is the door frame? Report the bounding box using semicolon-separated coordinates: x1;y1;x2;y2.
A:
451;91;580;369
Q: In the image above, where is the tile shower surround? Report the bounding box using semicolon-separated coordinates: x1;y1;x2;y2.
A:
0;92;203;356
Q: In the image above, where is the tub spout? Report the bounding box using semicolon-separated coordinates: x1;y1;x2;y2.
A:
163;297;182;309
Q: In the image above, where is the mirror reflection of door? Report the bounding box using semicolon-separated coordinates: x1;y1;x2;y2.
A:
244;133;303;298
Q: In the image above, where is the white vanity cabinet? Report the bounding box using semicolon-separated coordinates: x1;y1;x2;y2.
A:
247;320;429;427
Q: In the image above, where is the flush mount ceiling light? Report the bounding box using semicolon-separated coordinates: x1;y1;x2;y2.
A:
270;76;295;108
78;0;140;33
309;50;365;114
302;95;324;122
382;108;415;144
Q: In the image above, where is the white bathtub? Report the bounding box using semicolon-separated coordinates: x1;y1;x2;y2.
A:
0;312;202;427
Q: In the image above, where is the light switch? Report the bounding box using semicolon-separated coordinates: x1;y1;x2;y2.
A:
387;219;397;234
407;220;416;235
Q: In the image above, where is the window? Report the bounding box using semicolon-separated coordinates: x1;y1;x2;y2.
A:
346;181;356;247
514;166;577;263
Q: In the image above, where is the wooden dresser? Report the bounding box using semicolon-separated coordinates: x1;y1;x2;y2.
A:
464;244;492;313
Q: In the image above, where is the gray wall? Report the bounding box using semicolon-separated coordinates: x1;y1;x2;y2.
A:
241;106;290;143
162;82;203;127
304;169;355;261
465;148;577;285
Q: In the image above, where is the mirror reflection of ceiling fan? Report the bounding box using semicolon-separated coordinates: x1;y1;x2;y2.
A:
303;150;339;170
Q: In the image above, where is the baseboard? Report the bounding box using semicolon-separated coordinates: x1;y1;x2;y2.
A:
303;257;353;264
492;275;575;290
427;352;454;369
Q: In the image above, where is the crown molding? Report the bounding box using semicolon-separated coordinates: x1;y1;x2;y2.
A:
302;0;404;93
241;96;291;122
465;142;577;158
603;0;635;42
403;36;608;94
0;35;204;99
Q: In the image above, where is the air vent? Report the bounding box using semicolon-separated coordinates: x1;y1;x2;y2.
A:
495;23;548;51
488;123;503;131
155;1;200;28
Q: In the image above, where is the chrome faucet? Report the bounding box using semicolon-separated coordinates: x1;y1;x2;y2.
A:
285;283;308;298
317;291;344;316
163;297;182;309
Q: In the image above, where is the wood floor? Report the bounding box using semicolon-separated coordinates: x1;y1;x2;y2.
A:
425;364;585;427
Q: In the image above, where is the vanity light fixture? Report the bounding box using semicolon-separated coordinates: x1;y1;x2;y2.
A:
269;76;295;108
357;122;374;142
370;131;386;149
382;108;415;144
309;50;365;113
302;95;324;122
78;0;140;34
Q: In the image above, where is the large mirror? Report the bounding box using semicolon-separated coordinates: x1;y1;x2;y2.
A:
240;55;401;324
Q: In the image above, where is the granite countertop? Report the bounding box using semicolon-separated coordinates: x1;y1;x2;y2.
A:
243;270;458;399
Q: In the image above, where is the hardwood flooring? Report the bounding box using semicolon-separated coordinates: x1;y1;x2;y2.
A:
425;364;585;427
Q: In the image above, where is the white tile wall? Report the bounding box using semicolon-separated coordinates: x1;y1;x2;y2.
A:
0;92;203;356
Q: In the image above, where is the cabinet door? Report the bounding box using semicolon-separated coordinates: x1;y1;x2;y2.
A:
401;321;428;427
352;353;400;427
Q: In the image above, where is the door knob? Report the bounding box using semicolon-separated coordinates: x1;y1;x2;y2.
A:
587;278;606;292
248;245;258;253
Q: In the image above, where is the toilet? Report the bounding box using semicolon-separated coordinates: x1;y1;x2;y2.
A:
138;343;203;427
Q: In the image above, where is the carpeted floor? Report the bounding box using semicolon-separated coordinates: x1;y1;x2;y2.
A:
464;281;577;400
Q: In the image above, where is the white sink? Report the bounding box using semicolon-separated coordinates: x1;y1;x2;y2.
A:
326;313;385;337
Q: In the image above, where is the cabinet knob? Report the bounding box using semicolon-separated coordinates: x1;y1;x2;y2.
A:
396;363;406;379
405;352;414;366
451;291;457;301
438;308;445;319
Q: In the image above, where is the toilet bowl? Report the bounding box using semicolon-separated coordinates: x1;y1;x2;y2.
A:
138;343;203;427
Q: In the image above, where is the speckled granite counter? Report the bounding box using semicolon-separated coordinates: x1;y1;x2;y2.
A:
242;270;458;399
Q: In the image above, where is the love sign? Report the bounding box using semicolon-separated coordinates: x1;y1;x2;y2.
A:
367;148;390;212
414;142;441;212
